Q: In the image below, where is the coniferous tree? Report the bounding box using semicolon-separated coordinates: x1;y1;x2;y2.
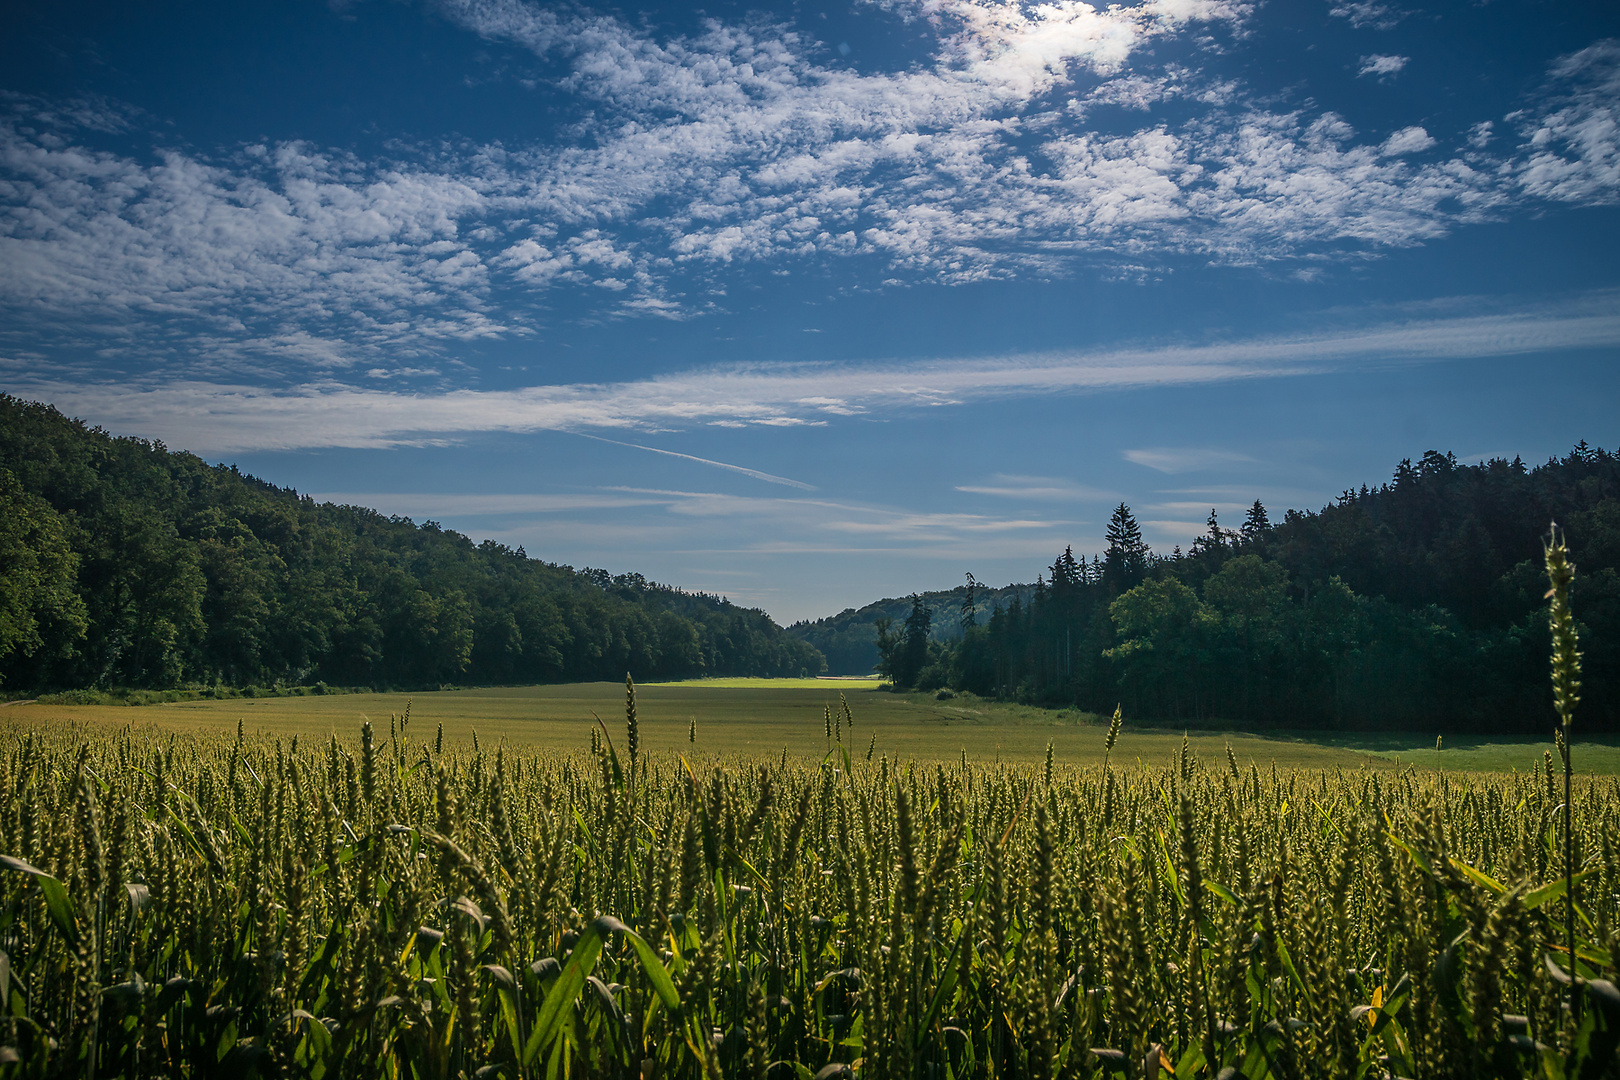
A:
960;573;980;630
1050;547;1083;593
1104;503;1149;591
1191;509;1227;560
895;594;932;688
1240;500;1271;547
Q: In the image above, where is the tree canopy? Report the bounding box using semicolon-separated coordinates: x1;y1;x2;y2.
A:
828;445;1620;733
0;397;824;691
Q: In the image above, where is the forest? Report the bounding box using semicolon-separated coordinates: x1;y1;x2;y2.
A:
0;396;825;692
834;445;1620;733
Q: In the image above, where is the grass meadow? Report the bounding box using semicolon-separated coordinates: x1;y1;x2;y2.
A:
6;678;1618;774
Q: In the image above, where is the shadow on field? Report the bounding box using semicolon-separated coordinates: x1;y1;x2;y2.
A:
1280;731;1620;754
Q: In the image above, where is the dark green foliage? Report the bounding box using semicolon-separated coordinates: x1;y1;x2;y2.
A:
846;446;1620;732
960;572;981;630
897;595;933;689
0;397;823;691
0;471;87;675
868;597;950;691
1241;499;1271;545
1104;503;1150;591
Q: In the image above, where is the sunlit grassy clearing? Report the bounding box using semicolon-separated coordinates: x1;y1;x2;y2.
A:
644;676;884;689
8;681;1619;773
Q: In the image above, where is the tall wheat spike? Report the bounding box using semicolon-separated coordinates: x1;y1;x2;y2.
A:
1545;522;1582;1022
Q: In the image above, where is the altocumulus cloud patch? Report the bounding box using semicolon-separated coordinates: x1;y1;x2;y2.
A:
0;4;1617;385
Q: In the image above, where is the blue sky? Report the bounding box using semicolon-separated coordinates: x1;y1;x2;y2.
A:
2;0;1617;622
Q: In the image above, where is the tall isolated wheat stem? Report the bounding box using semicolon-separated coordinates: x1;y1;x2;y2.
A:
625;673;640;782
1103;704;1122;764
1545;522;1581;1020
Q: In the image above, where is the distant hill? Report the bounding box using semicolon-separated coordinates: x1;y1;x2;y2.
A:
789;582;1034;675
0;396;824;692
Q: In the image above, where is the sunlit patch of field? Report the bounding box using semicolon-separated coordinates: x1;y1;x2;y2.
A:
643;676;883;690
8;682;1618;773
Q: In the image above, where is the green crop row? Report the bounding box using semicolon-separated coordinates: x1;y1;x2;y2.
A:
0;698;1617;1079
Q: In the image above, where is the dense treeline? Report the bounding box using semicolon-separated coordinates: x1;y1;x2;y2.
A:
868;446;1620;733
0;397;824;692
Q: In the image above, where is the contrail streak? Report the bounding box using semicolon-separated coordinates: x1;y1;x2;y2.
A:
573;433;816;490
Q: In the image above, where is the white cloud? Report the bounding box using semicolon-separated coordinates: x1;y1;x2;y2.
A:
955;473;1115;500
1328;1;1405;31
1380;125;1436;156
0;12;1615;353
923;0;1159;96
13;290;1619;453
1123;447;1257;473
0;109;507;370
1357;54;1408;79
1515;40;1620;205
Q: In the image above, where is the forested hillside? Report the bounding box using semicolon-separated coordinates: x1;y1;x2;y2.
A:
846;446;1620;732
788;579;1033;674
0;397;824;692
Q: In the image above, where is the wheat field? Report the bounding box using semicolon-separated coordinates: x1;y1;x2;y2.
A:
2;681;1618;1079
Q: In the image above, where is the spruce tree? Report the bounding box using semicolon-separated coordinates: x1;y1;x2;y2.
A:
1191;509;1226;559
960;573;980;630
897;594;932;688
1240;500;1270;546
1050;546;1083;595
1104;503;1149;589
